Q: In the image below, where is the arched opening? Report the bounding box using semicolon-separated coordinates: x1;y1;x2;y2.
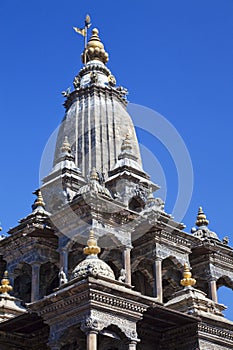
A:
162;257;182;303
0;257;7;279
100;248;122;280
40;262;59;298
128;196;145;212
217;276;233;320
68;241;84;277
99;325;128;350
132;258;153;297
14;263;32;303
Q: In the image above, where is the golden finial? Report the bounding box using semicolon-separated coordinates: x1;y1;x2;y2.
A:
83;230;101;255
33;189;45;209
90;167;99;181
0;271;13;294
195;206;209;227
180;263;196;287
121;133;132;152
61;136;71;153
82;28;109;64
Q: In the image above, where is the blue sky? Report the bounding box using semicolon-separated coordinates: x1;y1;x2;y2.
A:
0;1;233;316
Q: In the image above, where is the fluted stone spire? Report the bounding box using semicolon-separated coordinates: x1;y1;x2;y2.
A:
53;23;142;179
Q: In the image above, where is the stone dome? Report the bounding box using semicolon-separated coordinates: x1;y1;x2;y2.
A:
71;230;115;280
72;255;115;280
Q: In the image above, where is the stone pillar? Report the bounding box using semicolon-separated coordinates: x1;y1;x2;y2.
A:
209;279;218;303
123;246;132;285
153;258;163;303
31;263;40;302
127;340;137;350
86;331;97;350
60;249;68;276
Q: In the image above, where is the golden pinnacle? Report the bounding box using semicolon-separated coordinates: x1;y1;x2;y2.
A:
0;271;13;294
82;28;109;64
33;190;45;208
195;206;209;227
83;230;101;256
180;263;196;287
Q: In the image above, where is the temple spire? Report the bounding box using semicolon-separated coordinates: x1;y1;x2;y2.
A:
195;206;209;227
32;189;45;210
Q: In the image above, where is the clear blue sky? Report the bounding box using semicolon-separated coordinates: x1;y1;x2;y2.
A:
0;1;233;316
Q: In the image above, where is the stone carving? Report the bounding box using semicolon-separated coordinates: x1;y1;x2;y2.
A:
118;268;126;283
73;75;81;89
58;267;68;286
61;87;71;97
81;316;99;332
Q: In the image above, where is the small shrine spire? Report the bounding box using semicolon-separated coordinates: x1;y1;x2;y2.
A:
83;230;101;256
32;189;45;209
61;136;71;154
90;167;99;181
180;263;196;287
195;206;209;227
118;133;138;161
0;271;13;294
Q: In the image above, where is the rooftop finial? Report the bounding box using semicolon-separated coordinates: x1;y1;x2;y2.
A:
82;28;109;64
180;263;196;287
73;15;92;64
83;230;101;256
195;206;209;227
0;271;13;294
90;167;99;181
33;189;45;209
61;136;71;153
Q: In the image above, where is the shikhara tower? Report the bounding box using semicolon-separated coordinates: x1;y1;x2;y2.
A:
0;21;233;350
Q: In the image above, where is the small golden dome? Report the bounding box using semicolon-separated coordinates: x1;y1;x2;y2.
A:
180;263;196;287
0;271;13;294
82;28;109;64
195;206;209;227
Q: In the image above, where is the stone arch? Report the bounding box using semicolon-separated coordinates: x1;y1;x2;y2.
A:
40;261;59;298
68;241;84;276
100;248;122;279
128;196;145;212
132;258;153;297
216;275;233;290
0;257;7;279
162;257;182;303
99;324;128;350
14;262;32;303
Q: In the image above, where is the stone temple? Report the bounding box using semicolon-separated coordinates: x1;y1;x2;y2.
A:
0;21;233;350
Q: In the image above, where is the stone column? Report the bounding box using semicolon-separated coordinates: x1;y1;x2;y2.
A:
127;340;137;350
123;246;132;285
153;258;163;303
209;279;218;303
31;263;40;302
60;249;68;276
86;331;97;350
